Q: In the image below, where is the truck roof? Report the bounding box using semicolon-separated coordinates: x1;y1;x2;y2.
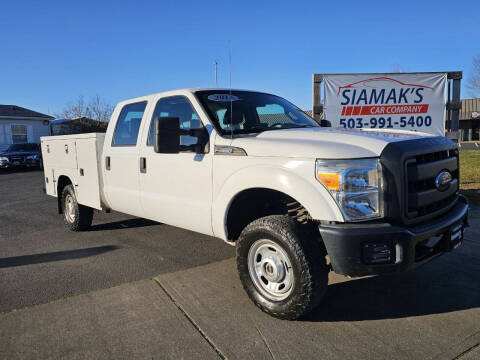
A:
117;88;275;105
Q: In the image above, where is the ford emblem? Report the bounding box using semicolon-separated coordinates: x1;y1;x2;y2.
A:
434;170;452;191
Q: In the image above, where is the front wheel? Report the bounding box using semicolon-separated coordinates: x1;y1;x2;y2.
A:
236;215;328;320
61;184;93;231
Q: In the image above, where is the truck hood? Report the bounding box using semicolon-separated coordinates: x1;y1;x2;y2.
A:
231;127;432;158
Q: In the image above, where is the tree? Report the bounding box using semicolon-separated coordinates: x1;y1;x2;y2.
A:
467;55;480;97
55;95;114;122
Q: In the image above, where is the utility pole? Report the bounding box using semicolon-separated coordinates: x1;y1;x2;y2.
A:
214;61;218;87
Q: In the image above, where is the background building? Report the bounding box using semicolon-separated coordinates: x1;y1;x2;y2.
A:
0;105;53;151
459;98;480;141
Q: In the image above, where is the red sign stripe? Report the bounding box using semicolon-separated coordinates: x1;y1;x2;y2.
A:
340;104;429;116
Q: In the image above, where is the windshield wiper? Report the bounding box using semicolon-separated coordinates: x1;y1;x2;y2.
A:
230;124;314;135
280;124;314;129
231;126;268;134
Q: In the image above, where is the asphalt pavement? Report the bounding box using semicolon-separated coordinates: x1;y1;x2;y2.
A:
0;169;234;312
1;169;479;359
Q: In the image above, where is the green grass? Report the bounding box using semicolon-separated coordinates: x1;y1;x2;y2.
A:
459;150;480;204
460;151;480;187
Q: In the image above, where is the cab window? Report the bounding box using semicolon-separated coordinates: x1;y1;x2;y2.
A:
147;96;204;147
112;101;147;146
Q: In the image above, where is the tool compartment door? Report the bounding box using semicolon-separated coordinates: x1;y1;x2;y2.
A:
75;137;103;210
41;138;78;196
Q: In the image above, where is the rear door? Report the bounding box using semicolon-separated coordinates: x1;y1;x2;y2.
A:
102;101;148;216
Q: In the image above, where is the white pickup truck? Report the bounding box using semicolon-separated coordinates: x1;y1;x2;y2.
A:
41;89;468;320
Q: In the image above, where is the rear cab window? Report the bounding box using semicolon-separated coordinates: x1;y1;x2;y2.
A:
112;101;147;146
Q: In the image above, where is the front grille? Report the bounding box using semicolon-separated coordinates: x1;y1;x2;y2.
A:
406;149;459;219
10;156;24;162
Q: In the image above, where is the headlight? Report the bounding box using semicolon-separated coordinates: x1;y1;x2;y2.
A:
0;157;8;162
315;158;383;221
26;155;39;160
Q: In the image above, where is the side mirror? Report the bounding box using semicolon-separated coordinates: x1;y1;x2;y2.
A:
154;117;181;153
320;119;331;127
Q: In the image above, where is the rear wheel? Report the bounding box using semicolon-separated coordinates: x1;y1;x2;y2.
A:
61;184;93;231
236;215;328;320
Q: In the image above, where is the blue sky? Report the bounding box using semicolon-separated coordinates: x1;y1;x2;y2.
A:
1;0;478;116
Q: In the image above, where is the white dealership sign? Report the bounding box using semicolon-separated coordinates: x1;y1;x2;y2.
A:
323;73;447;136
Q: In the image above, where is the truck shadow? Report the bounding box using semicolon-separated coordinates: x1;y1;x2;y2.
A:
305;258;480;322
88;218;159;231
0;245;120;269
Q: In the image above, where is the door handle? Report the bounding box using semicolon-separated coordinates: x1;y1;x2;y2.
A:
140;157;147;173
106;156;111;170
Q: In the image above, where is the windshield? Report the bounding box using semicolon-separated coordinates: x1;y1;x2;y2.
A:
6;143;39;152
195;90;318;135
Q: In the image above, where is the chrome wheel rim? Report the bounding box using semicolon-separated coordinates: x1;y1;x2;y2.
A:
64;195;76;223
247;239;294;301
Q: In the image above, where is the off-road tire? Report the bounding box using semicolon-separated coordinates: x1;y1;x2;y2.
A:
236;215;328;320
61;184;93;231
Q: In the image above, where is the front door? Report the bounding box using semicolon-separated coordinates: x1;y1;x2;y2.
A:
138;95;213;235
103;101;148;216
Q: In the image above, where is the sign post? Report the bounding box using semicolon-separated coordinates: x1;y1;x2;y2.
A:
313;72;462;140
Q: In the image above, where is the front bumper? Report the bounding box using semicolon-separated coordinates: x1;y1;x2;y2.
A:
319;195;469;277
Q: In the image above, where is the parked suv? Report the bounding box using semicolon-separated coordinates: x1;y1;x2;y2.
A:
0;143;43;169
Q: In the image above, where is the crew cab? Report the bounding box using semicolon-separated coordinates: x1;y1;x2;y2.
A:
41;89;469;320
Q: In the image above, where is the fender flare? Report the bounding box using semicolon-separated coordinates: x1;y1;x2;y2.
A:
212;165;344;240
